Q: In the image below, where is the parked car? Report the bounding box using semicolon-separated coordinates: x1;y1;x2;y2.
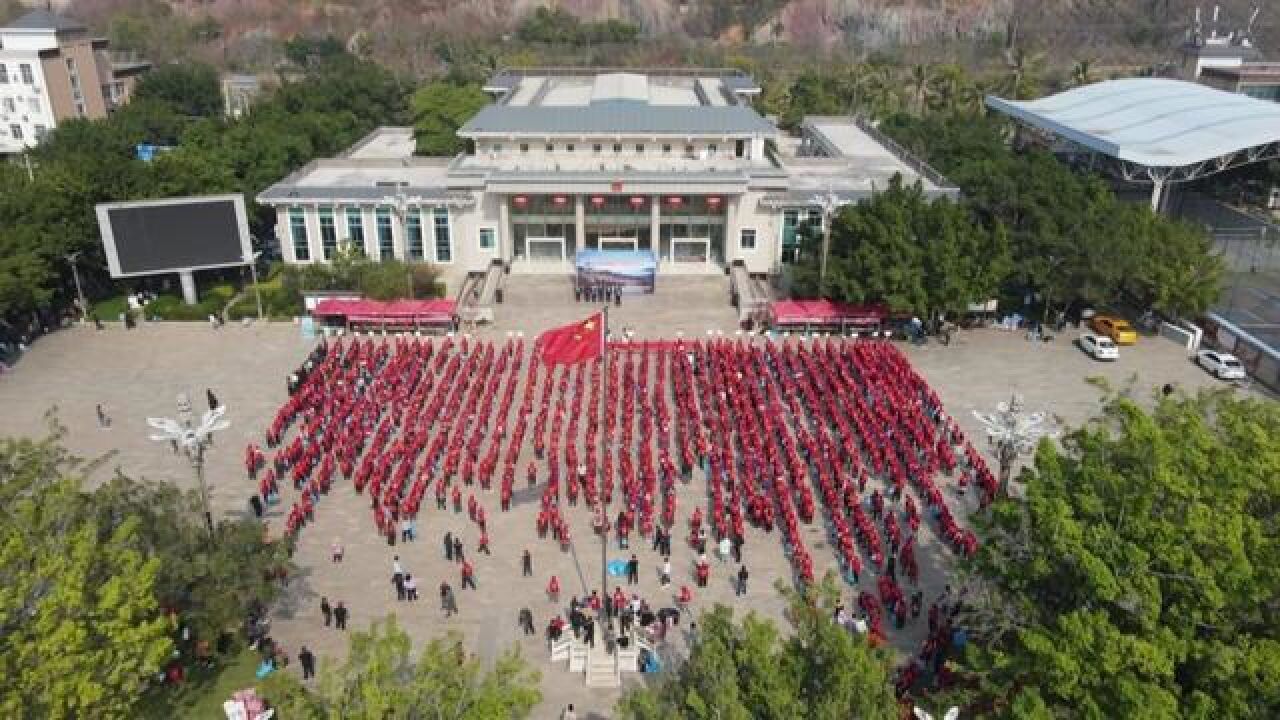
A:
1090;315;1138;345
1196;349;1246;380
1079;333;1119;361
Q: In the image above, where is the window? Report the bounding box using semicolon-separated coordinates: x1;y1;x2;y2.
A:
566;143;575;153
739;228;756;250
593;143;602;154
709;144;718;155
406;209;424;260
2;98;13;113
545;143;554;152
662;143;672;154
493;143;503;153
520;143;529;153
318;207;337;259
612;143;622;153
806;208;823;228
289;208;310;261
345;207;365;254
28;98;39;113
479;227;495;250
0;64;8;84
33;124;47;141
19;64;32;84
376;207;394;260
74;101;85;117
433;208;451;263
66;58;77;72
9;124;22;140
684;144;694;155
635;143;644;154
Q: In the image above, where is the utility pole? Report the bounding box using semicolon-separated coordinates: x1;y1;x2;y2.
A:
65;252;87;322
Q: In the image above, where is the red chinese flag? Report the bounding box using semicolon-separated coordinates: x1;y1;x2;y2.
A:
536;312;605;365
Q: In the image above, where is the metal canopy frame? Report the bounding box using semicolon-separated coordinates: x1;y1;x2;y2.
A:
1012;123;1280;211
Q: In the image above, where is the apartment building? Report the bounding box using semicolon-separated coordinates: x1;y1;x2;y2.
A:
0;9;150;154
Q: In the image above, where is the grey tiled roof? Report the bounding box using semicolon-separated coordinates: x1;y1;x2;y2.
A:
4;9;86;32
459;100;777;136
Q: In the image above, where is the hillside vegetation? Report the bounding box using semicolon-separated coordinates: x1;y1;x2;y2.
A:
6;0;1274;76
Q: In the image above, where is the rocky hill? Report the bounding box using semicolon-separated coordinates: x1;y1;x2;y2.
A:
12;0;1276;72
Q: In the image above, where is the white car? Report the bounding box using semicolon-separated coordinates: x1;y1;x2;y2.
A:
1196;350;1246;380
1079;333;1119;361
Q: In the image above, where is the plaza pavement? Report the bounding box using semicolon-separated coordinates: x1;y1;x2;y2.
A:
0;275;1251;719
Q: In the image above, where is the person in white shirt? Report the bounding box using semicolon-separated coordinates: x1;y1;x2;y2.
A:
718;535;731;561
660;558;672;586
853;613;869;635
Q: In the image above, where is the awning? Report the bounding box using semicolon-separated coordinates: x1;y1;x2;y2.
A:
770;300;887;326
313;298;456;323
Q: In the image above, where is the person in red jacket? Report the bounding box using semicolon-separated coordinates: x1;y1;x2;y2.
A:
461;560;477;590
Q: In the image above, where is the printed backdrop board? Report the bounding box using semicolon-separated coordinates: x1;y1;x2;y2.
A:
575;249;657;294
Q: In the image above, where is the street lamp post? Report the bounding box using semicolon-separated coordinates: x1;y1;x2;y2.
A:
65;252;87;322
972;394;1057;497
245;250;264;321
147;394;230;538
808;188;843;298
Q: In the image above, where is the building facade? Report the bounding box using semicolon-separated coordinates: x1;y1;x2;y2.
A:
259;69;955;278
0;10;149;155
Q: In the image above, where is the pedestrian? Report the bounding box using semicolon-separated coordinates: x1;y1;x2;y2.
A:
401;517;415;543
461;560;476;590
910;591;922;620
627;554;639;585
583;617;596;648
439;582;454;617
393;555;404;585
405;573;419;601
95;404;110;428
478;531;491;555
444;531;454;561
453;537;464;563
522;549;533;577
394;570;406;601
519;607;535;636
334;601;348;630
331;539;344;563
886;555;896;582
732;532;743;563
661;557;671;587
206;388;220;412
320;596;332;627
736;565;749;596
562;703;577;720
299;645;316;680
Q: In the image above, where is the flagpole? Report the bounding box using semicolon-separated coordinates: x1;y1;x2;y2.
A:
600;303;610;638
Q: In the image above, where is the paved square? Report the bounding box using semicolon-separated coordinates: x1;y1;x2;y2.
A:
0;278;1244;719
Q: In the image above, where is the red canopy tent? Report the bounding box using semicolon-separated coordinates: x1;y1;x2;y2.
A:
313;298;456;328
769;300;886;330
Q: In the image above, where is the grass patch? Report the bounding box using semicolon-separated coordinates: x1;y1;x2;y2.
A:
139;647;264;719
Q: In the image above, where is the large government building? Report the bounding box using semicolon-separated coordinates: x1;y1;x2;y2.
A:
258;68;955;279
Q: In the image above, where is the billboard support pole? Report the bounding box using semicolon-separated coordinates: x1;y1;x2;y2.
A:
179;271;199;305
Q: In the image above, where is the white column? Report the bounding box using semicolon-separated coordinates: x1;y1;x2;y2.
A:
178;271;198;305
393;207;407;261
650;195;661;261
306;206;322;263
725;195;740;266
575;195;586;253
363;206;378;258
499;195;511;263
1150;180;1165;214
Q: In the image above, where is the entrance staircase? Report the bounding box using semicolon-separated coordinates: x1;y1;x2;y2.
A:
549;631;656;688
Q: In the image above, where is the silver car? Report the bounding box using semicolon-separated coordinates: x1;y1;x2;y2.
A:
1196;350;1246;380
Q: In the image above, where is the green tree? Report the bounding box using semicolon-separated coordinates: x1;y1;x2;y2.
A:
134;62;223;117
264;617;541;719
618;574;897;720
411;81;489;156
950;391;1280;719
0;431;173;719
788;176;1009;316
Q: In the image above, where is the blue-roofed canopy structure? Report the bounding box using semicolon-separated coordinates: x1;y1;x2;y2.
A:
986;78;1280;211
